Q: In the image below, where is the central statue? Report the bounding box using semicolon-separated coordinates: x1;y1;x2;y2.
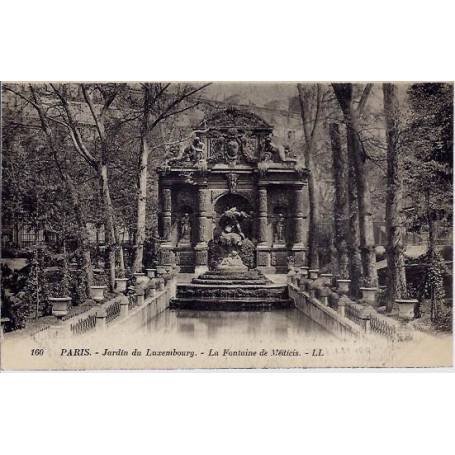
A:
216;207;250;271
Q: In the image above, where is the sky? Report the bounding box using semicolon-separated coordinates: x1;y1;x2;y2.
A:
202;82;299;109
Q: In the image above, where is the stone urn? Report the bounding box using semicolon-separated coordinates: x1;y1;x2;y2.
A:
49;296;71;319
115;278;129;293
309;269;319;280
156;265;167;275
320;273;333;287
336;279;351;295
397;299;418;321
146;268;156;279
134;272;149;285
156;278;165;291
360;287;377;306
318;287;330;306
90;285;106;303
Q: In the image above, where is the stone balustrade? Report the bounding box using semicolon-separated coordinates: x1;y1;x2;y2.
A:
288;271;414;342
31;268;178;340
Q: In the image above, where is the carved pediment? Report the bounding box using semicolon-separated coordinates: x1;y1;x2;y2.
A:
200;108;272;131
208;130;259;165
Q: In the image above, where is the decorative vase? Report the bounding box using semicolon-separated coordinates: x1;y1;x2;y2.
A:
49;296;71;319
396;299;417;321
309;269;319;280
146;268;156;279
133;272;148;285
336;279;351;295
156;278;165;291
115;278;129;293
360;287;377;306
90;285;106;302
320;273;333;286
156;266;166;275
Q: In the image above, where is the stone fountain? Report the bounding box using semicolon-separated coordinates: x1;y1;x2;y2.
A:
171;207;291;310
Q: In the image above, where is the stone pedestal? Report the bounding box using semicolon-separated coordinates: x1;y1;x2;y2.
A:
256;245;271;269
194;243;208;275
96;308;107;331
52;320;70;338
119;297;129;318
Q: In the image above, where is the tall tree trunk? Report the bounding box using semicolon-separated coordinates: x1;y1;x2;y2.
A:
297;84;323;269
133;137;149;272
383;83;407;312
346;126;363;296
332;83;378;289
66;176;94;297
99;163;117;291
350;115;378;287
306;157;320;269
330;123;349;278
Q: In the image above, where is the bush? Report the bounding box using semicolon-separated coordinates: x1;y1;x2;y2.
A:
1;289;27;331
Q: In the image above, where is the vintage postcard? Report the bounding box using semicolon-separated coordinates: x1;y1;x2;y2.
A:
1;81;453;370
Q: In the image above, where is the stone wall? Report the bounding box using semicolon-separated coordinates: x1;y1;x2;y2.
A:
289;284;362;340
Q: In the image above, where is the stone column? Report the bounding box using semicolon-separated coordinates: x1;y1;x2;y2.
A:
256;184;271;269
162;187;172;242
160;187;175;268
292;185;306;267
194;186;210;275
160;187;175;269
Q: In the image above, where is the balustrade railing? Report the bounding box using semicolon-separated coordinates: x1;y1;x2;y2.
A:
28;270;177;341
289;270;413;342
70;313;97;335
105;300;121;323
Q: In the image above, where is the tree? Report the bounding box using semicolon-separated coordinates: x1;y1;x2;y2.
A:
3;84;95;296
131;83;210;272
297;83;328;269
332;83;378;291
49;83;123;291
383;83;407;311
405;83;453;321
329;122;349;278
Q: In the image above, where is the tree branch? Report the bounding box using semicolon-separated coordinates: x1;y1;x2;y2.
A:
357;83;373;116
50;83;97;167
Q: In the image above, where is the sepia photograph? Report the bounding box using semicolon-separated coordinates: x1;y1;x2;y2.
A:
2;3;454;455
1;81;452;369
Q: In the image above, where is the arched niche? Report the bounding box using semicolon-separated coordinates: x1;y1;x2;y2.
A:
213;193;254;241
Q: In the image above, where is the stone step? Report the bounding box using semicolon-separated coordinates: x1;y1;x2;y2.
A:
170;297;293;311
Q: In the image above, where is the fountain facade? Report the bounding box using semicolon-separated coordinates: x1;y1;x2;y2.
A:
157;108;310;310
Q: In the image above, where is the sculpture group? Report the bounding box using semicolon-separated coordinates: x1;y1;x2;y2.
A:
157;108;308;275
